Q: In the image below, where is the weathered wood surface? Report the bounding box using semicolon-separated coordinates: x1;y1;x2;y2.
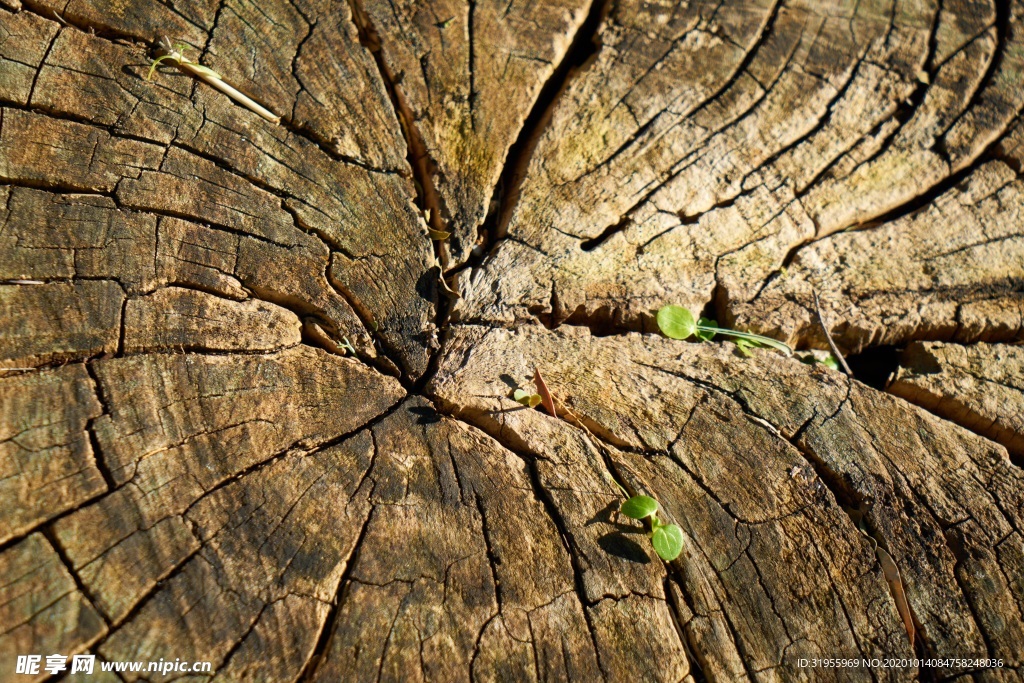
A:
0;0;1022;680
891;341;1024;458
455;0;1024;350
433;325;1024;678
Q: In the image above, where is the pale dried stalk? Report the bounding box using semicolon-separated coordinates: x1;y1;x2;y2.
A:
812;289;854;376
151;37;280;124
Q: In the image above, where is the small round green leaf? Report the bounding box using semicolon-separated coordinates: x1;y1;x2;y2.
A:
822;355;840;370
620;495;658;520
656;305;696;340
652;523;684;561
513;390;543;408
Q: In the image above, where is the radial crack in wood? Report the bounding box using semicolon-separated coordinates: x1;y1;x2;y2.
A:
0;534;107;683
203;0;408;170
431;323;1024;678
51;348;403;624
456;0;1024;355
2;17;439;377
356;0;598;264
728;160;1024;353
0;365;105;544
309;399;631;682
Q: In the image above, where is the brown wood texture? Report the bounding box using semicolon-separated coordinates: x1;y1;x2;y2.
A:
0;0;1022;680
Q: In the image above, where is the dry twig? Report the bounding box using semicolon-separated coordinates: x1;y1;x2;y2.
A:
812;290;853;376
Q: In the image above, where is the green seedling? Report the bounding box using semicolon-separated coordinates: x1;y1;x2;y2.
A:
512;371;683;563
620;495;684;561
511;369;558;416
146;40;194;80
147;36;280;124
656;304;793;356
338;337;357;356
513;389;542;408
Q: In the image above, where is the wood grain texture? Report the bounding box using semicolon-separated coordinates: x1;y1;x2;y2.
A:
890;341;1024;458
455;0;1024;353
6;17;438;378
123;287;303;352
0;534;107;683
0;366;105;544
309;399;619;683
432;323;1023;679
355;0;596;263
726;160;1024;353
53;348;403;624
0;0;1021;679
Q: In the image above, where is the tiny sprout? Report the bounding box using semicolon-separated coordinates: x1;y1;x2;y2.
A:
511;370;556;416
338;337;357;356
620;495;684;561
513;388;542;408
656;304;792;356
146;45;188;81
146;37;280;124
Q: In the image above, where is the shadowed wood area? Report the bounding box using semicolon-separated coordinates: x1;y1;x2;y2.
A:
0;0;1021;680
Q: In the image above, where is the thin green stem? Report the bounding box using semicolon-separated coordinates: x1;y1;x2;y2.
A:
146;53;179;81
695;325;793;356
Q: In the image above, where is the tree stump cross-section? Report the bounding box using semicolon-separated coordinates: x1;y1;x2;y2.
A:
0;0;1022;680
